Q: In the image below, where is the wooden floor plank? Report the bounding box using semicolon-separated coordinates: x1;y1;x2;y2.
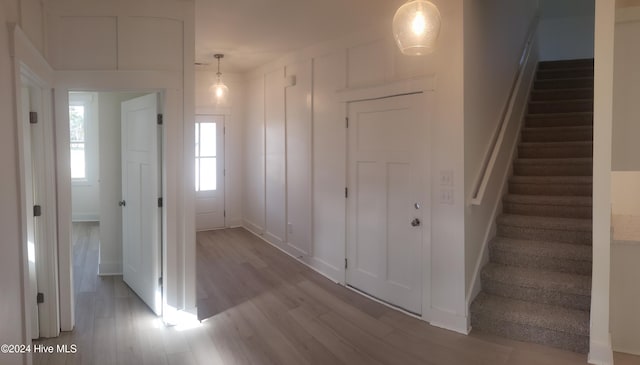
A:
31;225;640;365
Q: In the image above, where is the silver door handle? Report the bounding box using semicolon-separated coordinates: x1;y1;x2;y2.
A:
411;218;421;227
119;200;126;207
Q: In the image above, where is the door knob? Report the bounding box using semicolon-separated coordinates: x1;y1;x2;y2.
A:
119;200;126;207
411;218;421;227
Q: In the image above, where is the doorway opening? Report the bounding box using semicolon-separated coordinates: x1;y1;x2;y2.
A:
68;91;164;316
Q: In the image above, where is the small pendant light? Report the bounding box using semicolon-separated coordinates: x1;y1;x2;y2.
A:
211;54;229;105
392;0;441;56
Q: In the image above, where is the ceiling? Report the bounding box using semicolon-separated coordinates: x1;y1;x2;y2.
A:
195;0;404;73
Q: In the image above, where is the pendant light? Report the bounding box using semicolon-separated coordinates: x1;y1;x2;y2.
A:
392;0;441;56
211;54;229;105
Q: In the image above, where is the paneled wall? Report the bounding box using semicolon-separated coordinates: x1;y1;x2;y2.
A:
46;1;188;72
242;0;469;332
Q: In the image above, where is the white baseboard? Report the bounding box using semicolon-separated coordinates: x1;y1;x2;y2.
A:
242;219;264;236
309;256;343;284
429;307;470;335
71;213;99;222
98;262;122;276
588;335;614;365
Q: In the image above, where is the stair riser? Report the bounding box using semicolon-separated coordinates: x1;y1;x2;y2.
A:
481;278;591;311
538;60;594;70
504;202;592;219
526;116;593;128
521;130;593;143
528;101;593;114
513;164;592;176
518;145;592;159
489;248;592;275
508;183;592;196
497;225;592;245
536;69;594;80
531;89;593;101
471;315;589;354
534;79;594;90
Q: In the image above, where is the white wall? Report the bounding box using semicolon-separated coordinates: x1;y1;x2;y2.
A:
463;0;538;302
241;0;469;332
70;92;100;221
590;0;615;363
538;0;595;61
612;10;640;171
0;7;27;365
610;240;640;355
609;6;640;356
47;0;196;327
194;70;245;227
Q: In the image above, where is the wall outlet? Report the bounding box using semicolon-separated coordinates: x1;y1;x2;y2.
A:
440;188;454;205
440;170;454;187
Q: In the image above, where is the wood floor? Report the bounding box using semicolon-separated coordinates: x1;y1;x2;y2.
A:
33;224;640;365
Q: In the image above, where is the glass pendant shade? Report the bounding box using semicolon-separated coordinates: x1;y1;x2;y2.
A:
211;78;229;105
392;0;441;56
211;54;229;105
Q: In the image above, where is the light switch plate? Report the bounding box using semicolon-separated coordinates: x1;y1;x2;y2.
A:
440;170;454;187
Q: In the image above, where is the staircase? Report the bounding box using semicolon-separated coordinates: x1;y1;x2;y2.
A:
470;59;594;353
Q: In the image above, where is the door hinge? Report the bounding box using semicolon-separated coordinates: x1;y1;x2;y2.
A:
345;188;348;198
158;197;163;208
159;277;163;287
157;114;163;125
36;292;44;304
33;205;42;217
345;258;348;269
345;117;349;128
29;111;38;124
224;169;226;177
224;210;226;218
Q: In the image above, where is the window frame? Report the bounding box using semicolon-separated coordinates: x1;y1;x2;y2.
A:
68;92;96;186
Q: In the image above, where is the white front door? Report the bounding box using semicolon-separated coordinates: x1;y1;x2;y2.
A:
121;93;162;315
195;115;225;231
346;93;425;315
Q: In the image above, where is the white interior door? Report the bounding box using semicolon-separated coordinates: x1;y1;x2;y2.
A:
121;93;162;315
195;115;225;231
346;93;425;315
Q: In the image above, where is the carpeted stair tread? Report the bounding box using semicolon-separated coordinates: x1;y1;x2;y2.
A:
534;77;593;90
515;157;592;165
530;88;593;102
538;59;594;70
482;263;591;297
536;68;595;80
491;237;592;263
509;175;592;185
525;112;593;128
520;141;593;147
470;292;590;337
518;141;593;159
504;194;592;207
497;214;592;232
521;128;593;143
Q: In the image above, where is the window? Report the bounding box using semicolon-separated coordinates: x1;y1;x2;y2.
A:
69;104;86;180
195;122;217;191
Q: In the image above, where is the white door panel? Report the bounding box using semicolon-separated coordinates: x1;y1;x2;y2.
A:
347;93;424;315
121;93;162;315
